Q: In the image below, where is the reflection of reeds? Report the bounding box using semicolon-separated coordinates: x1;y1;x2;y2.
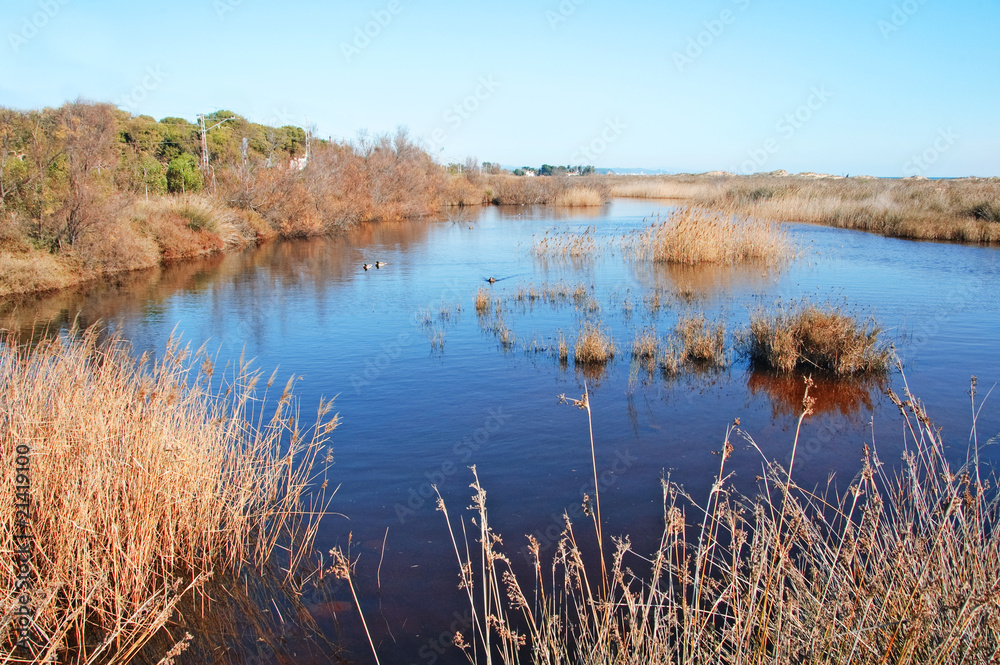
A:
438;378;1000;664
747;369;884;418
743;304;890;375
0;329;335;662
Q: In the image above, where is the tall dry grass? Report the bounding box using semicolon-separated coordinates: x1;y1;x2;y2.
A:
628;207;794;265
551;187;605;207
743;303;891;375
574;323;615;366
674;314;727;366
0;329;337;663
437;376;1000;664
604;174;1000;244
481;175;610;206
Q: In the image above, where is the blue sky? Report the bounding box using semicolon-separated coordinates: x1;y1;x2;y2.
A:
1;0;997;176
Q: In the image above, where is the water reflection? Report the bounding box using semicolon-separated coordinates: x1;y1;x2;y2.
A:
747;370;886;419
630;260;781;297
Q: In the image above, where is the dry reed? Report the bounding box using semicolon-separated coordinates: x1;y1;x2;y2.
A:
628;207;793;265
574;323;615;365
603;174;1000;244
0;329;336;662
551;187;605;207
437;376;1000;664
674;314;728;366
743;303;890;375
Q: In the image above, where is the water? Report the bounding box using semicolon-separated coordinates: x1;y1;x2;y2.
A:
4;199;999;663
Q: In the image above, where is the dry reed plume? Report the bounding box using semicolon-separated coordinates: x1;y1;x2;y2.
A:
743;303;891;375
0;329;336;662
628;207;794;265
437;376;1000;664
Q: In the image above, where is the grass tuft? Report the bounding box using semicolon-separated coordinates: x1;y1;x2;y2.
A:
743;303;891;375
574;323;615;365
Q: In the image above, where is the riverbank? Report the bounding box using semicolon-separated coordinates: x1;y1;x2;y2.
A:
600;173;1000;243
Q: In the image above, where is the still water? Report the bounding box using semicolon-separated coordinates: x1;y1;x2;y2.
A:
4;199;999;663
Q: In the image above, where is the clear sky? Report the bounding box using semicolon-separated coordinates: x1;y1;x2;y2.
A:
1;0;997;176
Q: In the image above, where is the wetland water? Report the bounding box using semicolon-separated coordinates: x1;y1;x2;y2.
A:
4;198;999;663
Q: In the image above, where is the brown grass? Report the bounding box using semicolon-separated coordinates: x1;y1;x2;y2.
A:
437;377;1000;664
476;175;610;206
603;174;1000;244
532;226;600;259
630;328;660;360
551;187;605;207
0;329;336;662
674;314;727;366
474;286;491;314
628;207;793;265
743;303;891;375
573;323;615;365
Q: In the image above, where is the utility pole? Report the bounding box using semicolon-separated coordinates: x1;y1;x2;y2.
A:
197;113;237;182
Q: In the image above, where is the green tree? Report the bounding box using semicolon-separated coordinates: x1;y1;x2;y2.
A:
166;153;203;193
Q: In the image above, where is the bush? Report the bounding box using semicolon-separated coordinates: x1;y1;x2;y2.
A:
166;153;204;193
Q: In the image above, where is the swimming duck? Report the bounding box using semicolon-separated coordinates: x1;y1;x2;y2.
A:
375;261;386;268
363;263;372;271
486;277;497;284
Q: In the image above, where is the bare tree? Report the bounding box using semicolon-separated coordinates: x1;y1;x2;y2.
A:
58;101;119;245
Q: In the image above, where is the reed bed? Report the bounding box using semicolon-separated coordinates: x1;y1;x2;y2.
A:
602;174;1000;244
437;377;1000;664
481;175;610;206
551;187;605;207
0;329;336;663
743;303;891;375
628;207;794;265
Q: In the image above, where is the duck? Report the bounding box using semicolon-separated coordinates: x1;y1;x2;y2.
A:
486;277;497;284
375;261;386;268
363;263;372;271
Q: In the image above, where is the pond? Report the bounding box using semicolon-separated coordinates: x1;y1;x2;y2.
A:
4;199;999;664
